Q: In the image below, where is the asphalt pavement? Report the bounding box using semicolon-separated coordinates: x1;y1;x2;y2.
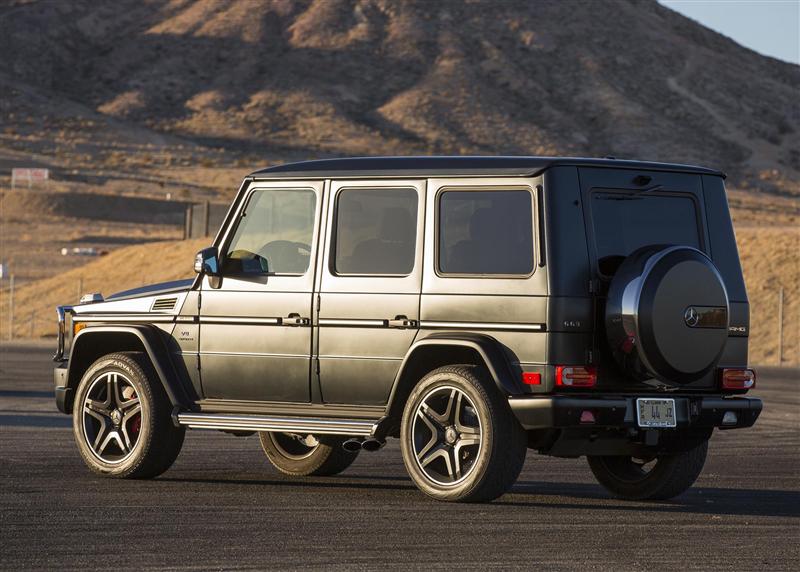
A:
1;341;798;571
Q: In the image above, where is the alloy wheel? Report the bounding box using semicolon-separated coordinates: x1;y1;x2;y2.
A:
411;385;483;486
81;372;142;464
270;433;320;460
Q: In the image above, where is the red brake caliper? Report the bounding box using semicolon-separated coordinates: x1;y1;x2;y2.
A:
123;386;141;435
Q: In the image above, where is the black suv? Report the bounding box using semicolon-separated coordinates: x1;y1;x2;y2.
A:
53;156;761;502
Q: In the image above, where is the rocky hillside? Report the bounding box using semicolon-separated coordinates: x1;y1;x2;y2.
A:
0;0;798;194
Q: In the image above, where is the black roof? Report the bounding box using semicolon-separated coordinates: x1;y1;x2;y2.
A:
249;156;725;179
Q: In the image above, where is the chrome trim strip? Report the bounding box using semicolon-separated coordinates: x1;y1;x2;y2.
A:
176;413;377;436
420;321;546;332
73;315;175;323
318;355;399;361
200;316;281;325
318;318;388;327
200;351;308;358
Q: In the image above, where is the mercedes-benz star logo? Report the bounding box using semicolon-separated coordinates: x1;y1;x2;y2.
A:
684;307;699;327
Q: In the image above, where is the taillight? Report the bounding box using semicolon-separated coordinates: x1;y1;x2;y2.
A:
721;368;756;390
556;366;597;388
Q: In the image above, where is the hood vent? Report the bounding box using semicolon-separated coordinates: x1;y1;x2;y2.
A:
151;297;178;312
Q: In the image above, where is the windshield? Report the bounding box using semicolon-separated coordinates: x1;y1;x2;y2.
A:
590;191;701;274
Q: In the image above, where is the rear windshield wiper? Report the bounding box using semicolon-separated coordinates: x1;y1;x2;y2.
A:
596;184;664;201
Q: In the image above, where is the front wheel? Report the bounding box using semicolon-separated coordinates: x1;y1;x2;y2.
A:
587;440;708;500
73;352;185;479
259;432;359;476
400;365;527;502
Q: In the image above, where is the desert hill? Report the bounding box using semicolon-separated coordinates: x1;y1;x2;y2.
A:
0;0;798;194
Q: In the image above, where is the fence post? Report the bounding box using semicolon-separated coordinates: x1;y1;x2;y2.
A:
203;200;210;237
777;287;784;366
184;205;192;240
77;277;83;303
8;274;14;341
30;310;35;339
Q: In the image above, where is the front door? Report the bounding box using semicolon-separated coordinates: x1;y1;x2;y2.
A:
316;180;425;405
199;180;323;402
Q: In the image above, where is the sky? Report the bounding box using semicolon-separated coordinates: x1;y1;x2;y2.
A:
659;0;800;65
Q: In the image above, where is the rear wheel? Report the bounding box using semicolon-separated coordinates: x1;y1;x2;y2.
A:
400;365;527;502
259;432;359;476
587;440;708;500
73;352;185;479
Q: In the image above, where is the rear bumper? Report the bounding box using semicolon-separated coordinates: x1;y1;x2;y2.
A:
508;394;762;431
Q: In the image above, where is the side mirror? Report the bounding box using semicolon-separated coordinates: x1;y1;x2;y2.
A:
194;247;220;276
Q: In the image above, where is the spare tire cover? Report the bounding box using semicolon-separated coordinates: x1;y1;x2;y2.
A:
605;245;729;384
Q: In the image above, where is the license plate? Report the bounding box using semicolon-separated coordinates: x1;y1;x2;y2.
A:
636;398;676;428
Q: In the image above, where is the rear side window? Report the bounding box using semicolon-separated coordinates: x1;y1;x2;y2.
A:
590;191;701;269
334;188;418;275
439;190;534;275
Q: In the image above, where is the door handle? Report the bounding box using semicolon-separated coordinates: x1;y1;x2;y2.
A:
282;313;310;326
386;315;418;329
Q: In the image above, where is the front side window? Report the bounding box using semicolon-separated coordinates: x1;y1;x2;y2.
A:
590;191;701;274
334;188;418;275
224;189;316;274
439;190;534;275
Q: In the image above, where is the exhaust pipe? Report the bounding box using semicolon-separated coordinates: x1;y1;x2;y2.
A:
342;438;386;452
342;438;363;453
361;438;385;452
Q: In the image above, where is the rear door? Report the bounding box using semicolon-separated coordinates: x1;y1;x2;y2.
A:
316;180;425;405
577;167;716;390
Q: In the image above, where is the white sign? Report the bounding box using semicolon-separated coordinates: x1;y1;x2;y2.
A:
11;168;49;189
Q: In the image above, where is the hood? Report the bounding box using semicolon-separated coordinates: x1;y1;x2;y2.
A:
72;279;193;316
106;279;194;301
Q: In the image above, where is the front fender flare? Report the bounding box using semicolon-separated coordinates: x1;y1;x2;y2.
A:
66;324;192;412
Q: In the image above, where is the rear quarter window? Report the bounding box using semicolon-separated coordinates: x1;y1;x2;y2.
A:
438;189;534;276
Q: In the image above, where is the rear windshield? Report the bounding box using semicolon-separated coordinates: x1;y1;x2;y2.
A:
590;191;701;271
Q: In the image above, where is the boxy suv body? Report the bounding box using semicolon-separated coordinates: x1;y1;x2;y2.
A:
53;157;761;502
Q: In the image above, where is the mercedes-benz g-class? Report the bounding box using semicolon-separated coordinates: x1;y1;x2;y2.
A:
53;156;761;502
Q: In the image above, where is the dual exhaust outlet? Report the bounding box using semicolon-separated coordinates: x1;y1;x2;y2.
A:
342;438;385;452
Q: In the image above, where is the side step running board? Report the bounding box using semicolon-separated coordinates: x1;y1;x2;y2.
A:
176;412;377;436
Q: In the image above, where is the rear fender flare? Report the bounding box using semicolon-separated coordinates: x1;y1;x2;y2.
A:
65;325;192;413
381;333;524;432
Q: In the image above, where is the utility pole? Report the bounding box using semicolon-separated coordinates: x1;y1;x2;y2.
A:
8;274;14;341
778;287;784;365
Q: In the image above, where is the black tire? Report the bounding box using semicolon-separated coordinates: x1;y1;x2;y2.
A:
587;440;708;500
399;365;527;502
259;432;359;477
72;352;185;479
